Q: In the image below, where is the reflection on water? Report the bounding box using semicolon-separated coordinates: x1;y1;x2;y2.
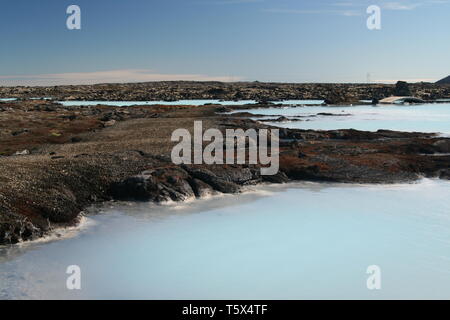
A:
1;180;449;300
235;103;450;134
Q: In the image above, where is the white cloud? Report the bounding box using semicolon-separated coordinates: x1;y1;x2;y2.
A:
266;0;450;17
262;8;361;16
197;0;263;5
382;2;423;10
332;2;359;7
0;69;242;86
372;78;437;83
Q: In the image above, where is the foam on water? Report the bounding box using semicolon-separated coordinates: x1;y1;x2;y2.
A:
0;216;95;254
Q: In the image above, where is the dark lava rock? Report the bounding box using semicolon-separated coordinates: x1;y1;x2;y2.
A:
0;217;43;244
109;175;155;201
185;167;241;194
276;116;289;122
188;178;214;198
11;129;29;136
323;90;353;105
317;113;352;117
100;112;125;122
440;169;450;179
262;171;289;184
216;106;232;113
44;105;57;112
61;114;77;121
394;81;412;96
109;168;196;203
109;165;257;202
433;140;450;153
436;75;450;85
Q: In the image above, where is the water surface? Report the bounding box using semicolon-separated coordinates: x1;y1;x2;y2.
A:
57;100;324;107
234;103;450;134
1;180;449;300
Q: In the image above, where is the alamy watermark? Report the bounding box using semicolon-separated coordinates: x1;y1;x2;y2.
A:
66;265;81;290
367;5;381;30
171;121;279;176
66;5;81;30
366;265;382;290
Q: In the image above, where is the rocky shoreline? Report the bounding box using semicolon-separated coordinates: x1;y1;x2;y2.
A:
1;81;450;104
1;97;450;245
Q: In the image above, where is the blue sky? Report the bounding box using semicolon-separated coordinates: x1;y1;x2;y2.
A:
0;0;449;85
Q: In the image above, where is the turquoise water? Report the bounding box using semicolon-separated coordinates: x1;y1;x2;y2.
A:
236;103;450;135
57;100;324;107
0;99;323;106
0;98;51;101
270;99;324;105
58;100;257;107
0;180;449;300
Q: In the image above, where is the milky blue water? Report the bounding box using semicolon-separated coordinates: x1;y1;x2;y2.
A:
57;100;324;107
235;103;450;135
0;180;449;300
58;100;256;107
0;98;51;101
270;99;324;105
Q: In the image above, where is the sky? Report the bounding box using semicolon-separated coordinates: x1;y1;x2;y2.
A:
0;0;449;85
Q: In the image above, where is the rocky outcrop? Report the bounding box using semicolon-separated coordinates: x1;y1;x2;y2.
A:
436;76;450;85
109;166;253;202
433;140;450;153
394;81;412;96
110;167;196;202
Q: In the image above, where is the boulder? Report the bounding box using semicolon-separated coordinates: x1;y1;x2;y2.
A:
103;120;116;127
262;171;289;184
440;169;450;180
185;167;241;194
188;178;214;198
109;168;196;203
276;116;289;122
109;175;155;201
394;81;411;96
433;140;450;153
14;149;30;156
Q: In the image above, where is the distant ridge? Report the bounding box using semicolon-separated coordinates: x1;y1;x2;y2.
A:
436;76;450;84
